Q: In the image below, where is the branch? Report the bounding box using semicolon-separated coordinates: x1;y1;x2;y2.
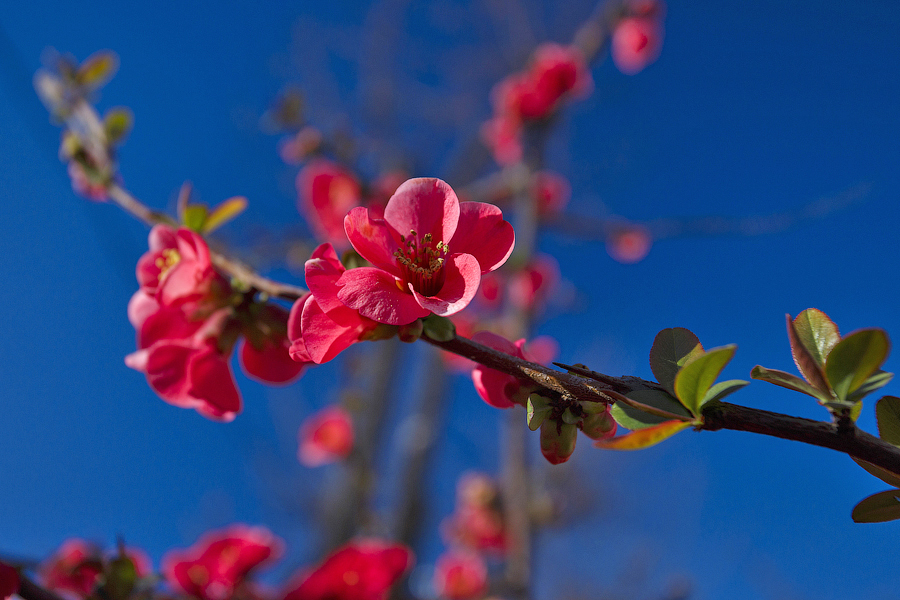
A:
421;331;900;476
17;575;67;600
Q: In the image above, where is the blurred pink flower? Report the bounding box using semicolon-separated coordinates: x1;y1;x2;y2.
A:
471;331;557;408
433;552;487;600
297;159;363;249
298;405;354;467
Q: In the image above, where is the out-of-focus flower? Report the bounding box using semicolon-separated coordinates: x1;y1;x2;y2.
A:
533;170;570;216
339;178;514;326
279;127;324;165
433;552;487;600
239;305;307;385
470;332;557;408
480;116;523;166
39;539;103;598
441;473;506;554
611;1;665;75
162;525;283;600
297;159;363;249
288;244;385;364
298;405;354;467
0;562;18;600
282;540;413;600
606;224;652;263
67;161;109;201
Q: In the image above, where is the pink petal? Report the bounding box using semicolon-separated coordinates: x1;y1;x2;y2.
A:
337;267;429;325
471;365;518;409
239;337;306;385
411;253;480;317
186;348;241;421
147;224;178;252
127;290;159;329
344;207;401;275
452;202;515;273
383;178;460;247
472;331;522;357
304;243;348;313
300;298;373;363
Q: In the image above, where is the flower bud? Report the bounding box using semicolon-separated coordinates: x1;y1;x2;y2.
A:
540;420;577;465
398;319;424;343
580;409;618;440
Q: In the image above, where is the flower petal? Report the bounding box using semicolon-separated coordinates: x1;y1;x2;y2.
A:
344;207;401;275
304;243;349;313
411;253;480;317
301;298;374;363
337;267;430;325
383;178;460;247
452;202;515;273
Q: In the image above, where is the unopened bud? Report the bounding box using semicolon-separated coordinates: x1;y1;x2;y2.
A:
398;319;424;343
540;420;577;465
580;408;617;440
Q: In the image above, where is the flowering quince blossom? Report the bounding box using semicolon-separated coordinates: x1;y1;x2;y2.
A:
606;223;652;263
441;473;506;554
288;243;384;364
471;331;558;408
0;562;18;600
239;304;307;385
162;525;284;600
611;1;665;75
39;539;103;598
296;159;363;250
337;178;515;326
297;405;354;467
432;552;488;600
282;539;413;600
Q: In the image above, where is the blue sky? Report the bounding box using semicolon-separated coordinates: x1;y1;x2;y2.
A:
1;2;899;599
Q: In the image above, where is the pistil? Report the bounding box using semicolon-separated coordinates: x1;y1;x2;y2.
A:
393;230;448;297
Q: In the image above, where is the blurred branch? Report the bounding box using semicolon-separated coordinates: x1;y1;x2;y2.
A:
17;576;66;600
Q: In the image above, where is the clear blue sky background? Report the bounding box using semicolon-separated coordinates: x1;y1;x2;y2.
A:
1;2;899;599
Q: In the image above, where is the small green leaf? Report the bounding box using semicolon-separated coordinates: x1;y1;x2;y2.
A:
611;389;691;431
76;50;119;90
101;555;137;600
594;420;691;451
649;328;703;395
104;108;133;145
876;396;900;447
181;205;208;232
848;371;894;404
422;314;455;342
203;196;248;233
792;308;840;368
851;490;900;523
750;365;833;404
825;329;890;401
786;313;832;394
699;379;749;408
674;345;736;417
852;457;900;489
526;394;551;431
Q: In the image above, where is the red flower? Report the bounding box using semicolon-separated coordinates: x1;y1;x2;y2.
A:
432;552;487;600
533;171;570;216
282;540;413;600
162;525;283;600
339;178;514;326
39;539;103;598
606;224;652;263
297;159;363;249
441;473;506;554
288;244;383;364
298;405;354;467
0;562;18;600
471;332;558;408
239;305;307;385
611;10;664;75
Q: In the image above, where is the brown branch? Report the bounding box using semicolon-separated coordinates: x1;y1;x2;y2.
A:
421;331;900;476
17;575;67;600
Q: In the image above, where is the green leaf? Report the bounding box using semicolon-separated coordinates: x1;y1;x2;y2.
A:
203;196;248;233
852;457;900;489
104;108;133;145
792;309;840;368
825;329;890;401
594;420;691;451
181;205;208;232
76;50;119;90
750;365;833;404
876;396;900;447
649;328;703;395
611;389;691;431
786;313;832;394
526;394;551;431
422;314;456;342
700;379;749;408
674;345;736;417
851;489;900;523
848;370;894;404
101;555;137;600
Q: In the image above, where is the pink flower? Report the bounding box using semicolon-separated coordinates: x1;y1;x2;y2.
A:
298;405;354;467
162;525;283;600
533;171;570;216
433;552;487;600
606;224;652;263
338;178;515;326
288;244;383;364
297;159;363;249
239;305;307;385
68;162;108;201
441;473;506;554
480;115;523;166
611;14;664;75
471;332;557;408
39;540;103;598
126;306;242;421
282;540;413;600
0;562;18;600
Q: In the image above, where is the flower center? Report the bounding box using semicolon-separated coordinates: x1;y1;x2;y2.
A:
154;247;182;282
393;230;448;297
